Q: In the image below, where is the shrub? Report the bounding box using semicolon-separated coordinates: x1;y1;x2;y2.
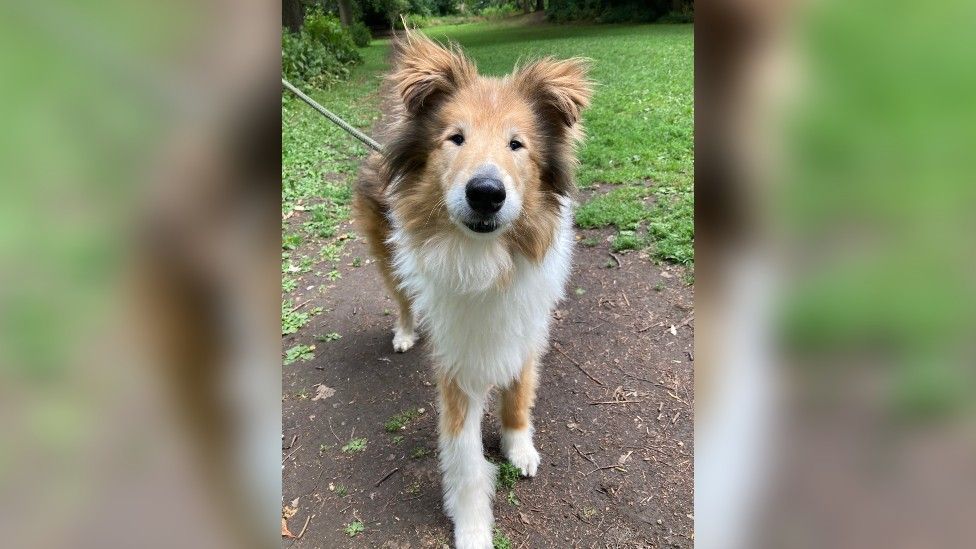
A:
481;4;519;19
280;9;362;89
349;21;371;47
394;12;432;29
282;29;348;88
302;9;361;64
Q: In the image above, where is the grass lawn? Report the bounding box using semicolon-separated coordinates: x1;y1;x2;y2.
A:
282;19;693;266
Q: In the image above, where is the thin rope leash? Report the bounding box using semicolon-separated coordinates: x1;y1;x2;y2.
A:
281;78;385;154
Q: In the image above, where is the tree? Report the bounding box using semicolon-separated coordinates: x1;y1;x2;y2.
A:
337;0;354;26
282;0;305;32
536;0;544;11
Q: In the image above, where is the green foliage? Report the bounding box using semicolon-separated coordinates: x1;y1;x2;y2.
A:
492;529;513;549
576;186;653;230
480;4;520;19
342;437;368;453
496;461;520;490
385;409;421;432
349;21;372;47
284;344;315;365
282;300;310;335
281;9;361;88
344;520;365;536
303;10;362;64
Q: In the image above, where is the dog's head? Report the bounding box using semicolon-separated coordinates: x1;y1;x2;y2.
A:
384;33;592;251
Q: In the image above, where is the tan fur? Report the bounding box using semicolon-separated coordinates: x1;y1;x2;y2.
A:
439;376;468;437
500;356;538;431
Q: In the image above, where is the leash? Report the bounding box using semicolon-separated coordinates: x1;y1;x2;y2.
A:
281;78;385;154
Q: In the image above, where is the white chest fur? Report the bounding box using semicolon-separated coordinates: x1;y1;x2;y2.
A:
389;203;574;394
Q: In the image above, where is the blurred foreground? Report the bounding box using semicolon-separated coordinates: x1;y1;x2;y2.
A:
0;2;280;548
697;0;976;548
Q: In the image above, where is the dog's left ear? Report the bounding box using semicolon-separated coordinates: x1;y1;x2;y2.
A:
390;33;477;115
514;57;593;128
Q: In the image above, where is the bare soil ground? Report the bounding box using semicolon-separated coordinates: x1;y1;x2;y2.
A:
282;199;694;548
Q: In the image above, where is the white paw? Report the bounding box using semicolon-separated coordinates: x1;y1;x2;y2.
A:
392;328;417;353
501;428;540;477
454;524;493;549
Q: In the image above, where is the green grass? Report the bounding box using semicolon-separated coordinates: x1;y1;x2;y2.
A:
341;437;367;453
384;409;421;432
281;20;693;269
496;461;521;491
492;528;513;549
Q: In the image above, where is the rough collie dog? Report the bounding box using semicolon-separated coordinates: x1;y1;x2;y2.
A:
354;32;592;548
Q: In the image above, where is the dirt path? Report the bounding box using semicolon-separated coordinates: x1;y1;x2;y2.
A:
282;204;694;547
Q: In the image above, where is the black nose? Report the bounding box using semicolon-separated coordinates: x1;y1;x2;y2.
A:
465;177;506;215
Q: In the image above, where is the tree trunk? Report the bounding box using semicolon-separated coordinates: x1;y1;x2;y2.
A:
523;0;531;14
337;0;353;26
535;0;544;12
282;0;304;33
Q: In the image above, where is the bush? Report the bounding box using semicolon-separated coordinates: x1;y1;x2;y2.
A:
394;13;432;29
481;3;519;19
546;0;693;23
349;21;372;47
302;9;361;64
281;10;362;89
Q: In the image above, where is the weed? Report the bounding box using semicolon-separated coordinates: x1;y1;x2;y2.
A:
392;435;404;445
327;269;342;281
580;236;598;247
496;461;520;491
492;528;512;549
341;437;367;453
316;332;342;342
284;344;315;365
385;409;420;432
282;233;302;250
282;276;297;293
336;485;348;497
410;446;431;460
344;520;364;537
351;256;362;267
282;300;310;335
506;490;520;506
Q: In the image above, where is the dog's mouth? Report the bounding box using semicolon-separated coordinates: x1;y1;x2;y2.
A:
464;219;498;233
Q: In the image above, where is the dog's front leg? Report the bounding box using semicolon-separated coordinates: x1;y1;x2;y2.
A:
437;376;496;549
500;356;541;476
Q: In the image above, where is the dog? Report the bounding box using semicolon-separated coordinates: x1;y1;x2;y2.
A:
353;31;592;548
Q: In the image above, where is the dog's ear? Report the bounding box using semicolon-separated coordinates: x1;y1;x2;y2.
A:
390;33;477;115
514;57;593;128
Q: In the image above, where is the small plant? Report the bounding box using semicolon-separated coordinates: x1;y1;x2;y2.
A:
316;332;342;342
284;344;315;365
496;461;520;491
335;485;348;497
411;446;431;460
282;276;297;293
392;435;404;445
654;282;664;292
351;257;362;267
506;490;520;506
282;233;302;250
612;231;643;252
319;444;328;454
385;409;420;432
344;520;364;537
282;300;310;335
492;528;513;549
327;269;342;281
342;437;367;453
574;287;586;296
405;481;421;495
581;237;598;247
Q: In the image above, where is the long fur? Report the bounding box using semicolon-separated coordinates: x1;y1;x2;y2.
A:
353;32;592;549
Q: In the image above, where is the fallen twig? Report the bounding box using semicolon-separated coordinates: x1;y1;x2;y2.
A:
375;467;400;487
573;444;597;465
296;515;312;539
553;343;605;386
608;252;622;268
589;399;644;405
584;464;627;476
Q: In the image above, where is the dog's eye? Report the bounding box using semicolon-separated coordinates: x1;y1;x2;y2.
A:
509;139;524;151
448;134;465;146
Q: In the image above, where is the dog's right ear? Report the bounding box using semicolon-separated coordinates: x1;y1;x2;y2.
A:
390;32;476;115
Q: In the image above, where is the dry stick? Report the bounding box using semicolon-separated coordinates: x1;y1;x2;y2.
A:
609;252;622;268
553;343;605;386
328;417;341;443
375;467;400;487
296;515;312;539
620;291;631;308
291;298;313;311
573;444;597;465
589;399;645;405
584;464;627;476
283;444;303;462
